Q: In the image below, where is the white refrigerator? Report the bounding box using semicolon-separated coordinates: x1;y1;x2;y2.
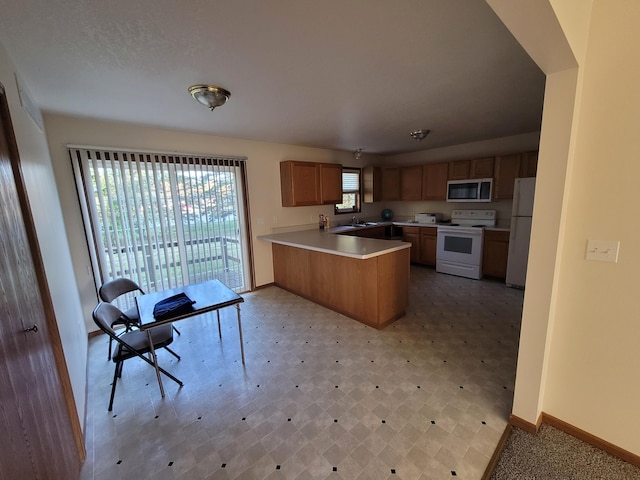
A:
506;177;536;288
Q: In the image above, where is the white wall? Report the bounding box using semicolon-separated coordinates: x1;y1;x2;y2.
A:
491;0;640;456
542;0;640;453
0;44;87;430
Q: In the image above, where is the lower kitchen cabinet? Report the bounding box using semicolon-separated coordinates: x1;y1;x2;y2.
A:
419;227;437;266
403;226;437;266
482;229;510;279
341;226;386;239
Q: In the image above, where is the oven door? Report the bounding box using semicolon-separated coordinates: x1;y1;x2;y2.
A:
436;227;484;279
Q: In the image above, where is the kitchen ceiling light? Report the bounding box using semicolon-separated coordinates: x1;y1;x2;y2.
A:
409;129;430;141
354;148;363;160
188;84;231;111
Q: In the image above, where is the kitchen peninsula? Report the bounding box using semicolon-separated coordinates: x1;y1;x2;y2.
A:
259;229;410;329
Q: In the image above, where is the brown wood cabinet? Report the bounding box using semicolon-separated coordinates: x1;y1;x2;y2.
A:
381;166;401;201
400;165;423;200
448;159;471;180
363;165;382;203
319;163;343;204
419;227;437;266
482;229;510;278
493;154;522;199
280;160;342;206
520;151;538;177
448;157;495;180
403;225;437;266
271;243;409;329
422;162;448;200
402;226;420;263
340;226;386;239
471;157;495;178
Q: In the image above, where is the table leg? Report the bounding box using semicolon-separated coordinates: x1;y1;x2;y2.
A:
147;329;165;397
217;310;222;339
236;304;245;364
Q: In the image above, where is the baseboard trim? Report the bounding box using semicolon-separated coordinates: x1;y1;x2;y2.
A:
509;412;542;434
541;413;640;468
507;412;640;469
481;423;512;480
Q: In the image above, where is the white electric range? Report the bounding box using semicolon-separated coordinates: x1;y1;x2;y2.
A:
436;209;496;280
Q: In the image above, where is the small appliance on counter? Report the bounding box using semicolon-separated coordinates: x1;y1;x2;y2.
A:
381;209;394;221
414;213;442;224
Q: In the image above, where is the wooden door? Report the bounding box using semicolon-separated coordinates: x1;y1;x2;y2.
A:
0;85;81;478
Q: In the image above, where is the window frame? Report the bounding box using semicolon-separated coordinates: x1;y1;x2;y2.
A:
334;166;362;215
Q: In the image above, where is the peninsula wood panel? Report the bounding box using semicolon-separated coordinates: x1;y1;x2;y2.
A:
271;243;409;328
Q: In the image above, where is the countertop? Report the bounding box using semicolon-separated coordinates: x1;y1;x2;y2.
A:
258;229;410;260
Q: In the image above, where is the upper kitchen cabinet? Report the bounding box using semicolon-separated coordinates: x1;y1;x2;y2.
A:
280;160;342;206
422;162;448;200
318;163;343;204
363;166;382;203
470;157;494;178
380;166;401;201
520;151;538;177
493;153;522;199
400;165;423;201
448;157;494;180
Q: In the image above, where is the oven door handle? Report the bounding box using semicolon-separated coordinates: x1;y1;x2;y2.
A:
437;228;483;237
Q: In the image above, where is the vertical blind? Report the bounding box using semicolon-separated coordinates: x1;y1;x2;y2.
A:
70;147;249;296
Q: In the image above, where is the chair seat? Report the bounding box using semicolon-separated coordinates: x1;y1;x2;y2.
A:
122;306;141;323
113;324;174;362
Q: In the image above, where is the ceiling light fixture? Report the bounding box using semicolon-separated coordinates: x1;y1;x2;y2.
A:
354;148;363;160
188;84;231;111
409;129;430;141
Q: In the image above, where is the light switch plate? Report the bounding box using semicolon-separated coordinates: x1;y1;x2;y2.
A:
585;239;620;263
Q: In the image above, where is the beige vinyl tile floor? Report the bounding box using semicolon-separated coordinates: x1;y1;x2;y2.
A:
81;266;524;480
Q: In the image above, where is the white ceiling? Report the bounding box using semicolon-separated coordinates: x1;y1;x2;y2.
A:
0;0;545;155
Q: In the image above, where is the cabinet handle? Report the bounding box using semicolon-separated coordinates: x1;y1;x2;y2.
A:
24;324;38;333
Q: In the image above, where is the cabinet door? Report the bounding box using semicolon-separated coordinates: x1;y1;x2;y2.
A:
400;165;423;200
363;166;382;203
381;167;400;201
402;227;420;263
493;154;522;199
482;230;510;278
319;163;342;204
448;159;470;180
422;162;448;200
280;161;320;206
520;151;538;177
471;157;494;178
419;227;437;266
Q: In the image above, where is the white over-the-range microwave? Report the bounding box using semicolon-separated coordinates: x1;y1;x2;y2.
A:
446;178;493;202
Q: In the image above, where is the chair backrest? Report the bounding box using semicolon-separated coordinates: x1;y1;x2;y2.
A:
92;302;124;340
99;277;144;303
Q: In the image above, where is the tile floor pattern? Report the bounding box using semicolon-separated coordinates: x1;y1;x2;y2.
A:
81;267;524;480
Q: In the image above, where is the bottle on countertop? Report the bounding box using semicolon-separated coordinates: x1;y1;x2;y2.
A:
319;214;325;230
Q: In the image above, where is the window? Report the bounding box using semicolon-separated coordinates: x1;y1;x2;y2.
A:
335;167;361;214
69;147;250;294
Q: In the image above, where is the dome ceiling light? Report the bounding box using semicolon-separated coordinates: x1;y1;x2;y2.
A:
409;129;430;141
188;84;231;111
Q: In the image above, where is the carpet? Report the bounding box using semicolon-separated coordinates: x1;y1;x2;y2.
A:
489;424;640;480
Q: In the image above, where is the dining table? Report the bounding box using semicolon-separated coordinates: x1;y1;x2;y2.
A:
136;279;245;397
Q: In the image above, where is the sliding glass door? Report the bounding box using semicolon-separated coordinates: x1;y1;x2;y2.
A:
70;147;251;294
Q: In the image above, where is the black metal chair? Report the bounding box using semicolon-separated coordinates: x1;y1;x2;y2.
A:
99;277;181;359
92;302;183;411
